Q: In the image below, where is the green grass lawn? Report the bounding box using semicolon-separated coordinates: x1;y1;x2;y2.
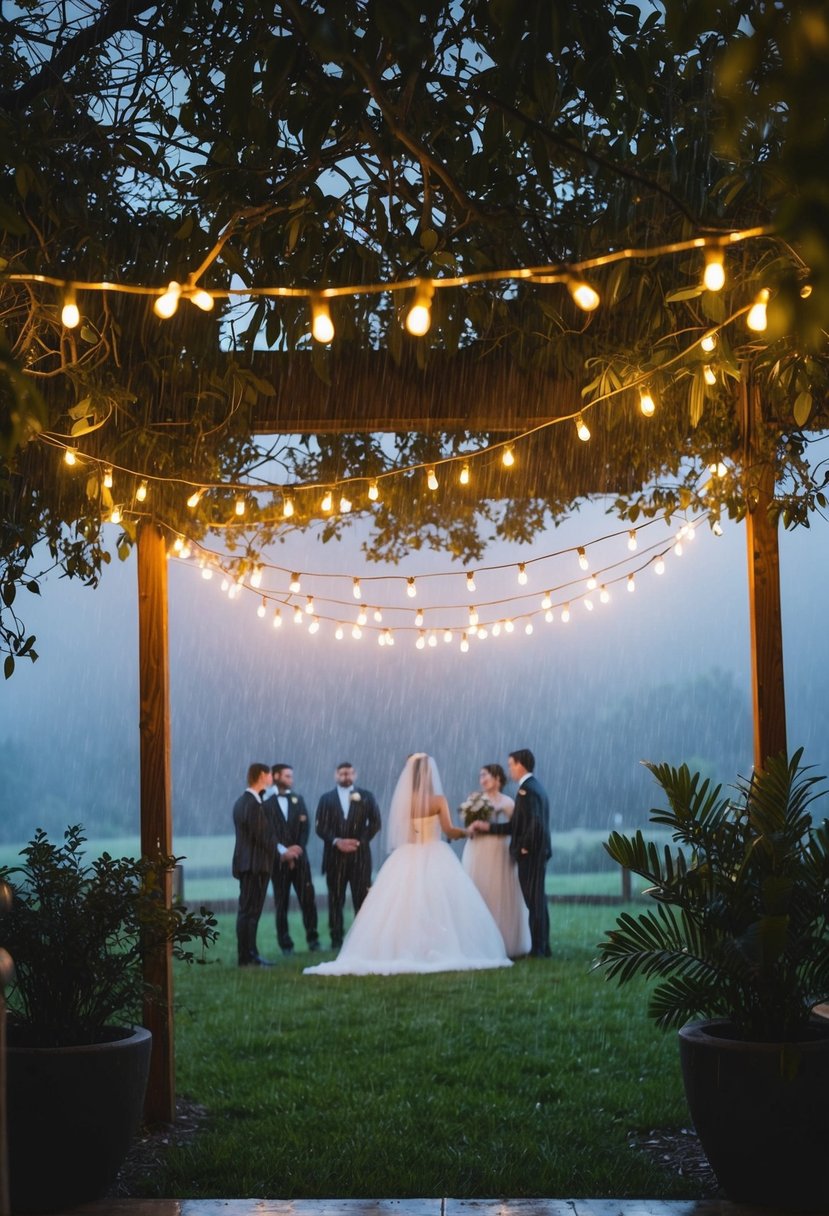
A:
134;906;699;1201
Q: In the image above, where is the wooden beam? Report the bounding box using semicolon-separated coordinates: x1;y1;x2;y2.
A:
742;380;787;769
136;522;175;1123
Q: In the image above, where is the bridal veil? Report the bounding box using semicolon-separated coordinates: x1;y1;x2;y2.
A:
386;753;444;851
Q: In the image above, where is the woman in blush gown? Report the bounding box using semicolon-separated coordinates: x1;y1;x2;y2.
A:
461;763;531;958
304;754;511;976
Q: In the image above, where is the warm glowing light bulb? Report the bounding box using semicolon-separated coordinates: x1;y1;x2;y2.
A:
703;248;726;292
600;585;610;604
655;557;666;575
290;573;301;593
154;281;181;319
415;608;424;627
561;604;570;623
405;282;434;336
356;606;368;626
541;592;552;610
64;447;77;466
584;598;594;611
700;331;717;353
378;632;386;648
407;577;417;598
627;574;635;593
502;447;515;468
459;463;470;486
352;624;363;639
577;547;589;571
569;279;601;312
374;608;383;623
201;566;213;580
545;610;554;623
103;466;113;489
492;622;502;637
576;415;591;442
674;539;684;556
110;506;122;525
173;537;184;553
476;627;488;640
321;490;333;513
311;295;334;343
717;461;728;478
235;496;245;517
416;631;426;650
257;598;267;619
747;288;769;332
368;480;379;502
273;609;283;628
627;529;638;551
517;563;528;585
703;365;717;386
443;629;453;644
61;289;80;329
466;571;476;592
352;578;361;599
334;624;343;640
305;595;314;615
190;288;214;311
428;632;438;648
187;489;202;509
293;605;303;624
468;606;479;626
136;480;148;502
460;633;469;653
283;496;294;519
525;622;534;635
504;619;515;634
427;467;439;491
586;574;597;591
309;617;320;635
639;389;656;417
339;494;352;513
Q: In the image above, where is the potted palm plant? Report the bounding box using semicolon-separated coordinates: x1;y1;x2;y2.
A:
0;825;218;1213
596;749;829;1211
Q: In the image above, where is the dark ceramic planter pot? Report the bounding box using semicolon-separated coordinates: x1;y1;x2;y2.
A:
679;1017;829;1212
6;1024;152;1214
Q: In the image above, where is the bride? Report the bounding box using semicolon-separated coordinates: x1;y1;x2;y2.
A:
304;754;512;975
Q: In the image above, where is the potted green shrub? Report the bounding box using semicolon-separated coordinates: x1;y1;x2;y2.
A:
596;749;829;1211
0;825;218;1213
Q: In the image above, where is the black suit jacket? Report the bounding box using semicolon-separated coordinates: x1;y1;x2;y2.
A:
266;791;311;851
489;774;552;862
315;787;381;875
232;790;277;877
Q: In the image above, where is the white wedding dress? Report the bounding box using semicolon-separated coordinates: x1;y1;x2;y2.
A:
462;808;531;958
304;813;512;976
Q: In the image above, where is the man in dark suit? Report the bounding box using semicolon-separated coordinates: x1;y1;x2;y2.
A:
315;761;382;949
267;762;320;955
232;762;293;966
470;747;552;957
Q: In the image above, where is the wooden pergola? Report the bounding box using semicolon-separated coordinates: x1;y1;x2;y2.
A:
137;351;787;1121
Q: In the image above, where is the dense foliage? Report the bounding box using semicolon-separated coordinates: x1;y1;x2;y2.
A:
1;1;828;669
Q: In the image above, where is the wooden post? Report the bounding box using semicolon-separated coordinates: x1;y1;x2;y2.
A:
136;522;175;1123
741;379;788;770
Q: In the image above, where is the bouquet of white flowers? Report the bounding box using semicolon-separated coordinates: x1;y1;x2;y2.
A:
458;791;495;827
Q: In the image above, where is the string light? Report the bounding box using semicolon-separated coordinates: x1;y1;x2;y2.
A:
293;605;303;624
407;577;417;598
187;488;203;509
586;573;597;591
700;331;717;352
416;631;426;650
321;490;333;513
305;595;314;615
459;463;470;486
428;632;438;648
334;624;343;639
415;608;424;627
310;295;334;343
747;288;769;332
468;606;479;626
639;388;656;417
545;609;554;623
234;496;246;517
339;493;352;513
136;480;148;502
373;608;383;623
283;496;295;519
568;278;601;311
443;629;453;644
517;563;528;585
290;573;301;592
466;571;476;592
584;597;594;611
110;506;122;524
103;466;113;489
250;566;263;589
655;557;666;575
460;633;469;653
352;624;363;639
61;287;80;329
525;622;534;635
575;414;591;442
674;538;684;556
368;480;380;502
309;617;320;634
357;605;368;626
180;543;191;560
154;281;181;319
561;604;571;623
541;592;552;610
492;621;502;637
404;281;434;336
703;365;717;386
257;598;266;618
190;288;214;312
201;565;213;580
709;460;728;478
703;247;726;292
600;585;610;604
64;447;77;466
502;447;515;468
627;573;636;592
476;627;488;640
273;608;282;628
504;618;515;633
352;577;361;599
577;547;589;571
627;529;638;551
427;467;439;491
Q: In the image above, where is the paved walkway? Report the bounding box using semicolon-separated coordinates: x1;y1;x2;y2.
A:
66;1198;790;1215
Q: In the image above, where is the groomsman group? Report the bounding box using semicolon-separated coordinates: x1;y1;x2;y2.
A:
232;760;382;966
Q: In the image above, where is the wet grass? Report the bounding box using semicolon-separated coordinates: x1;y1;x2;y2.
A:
135;906;700;1201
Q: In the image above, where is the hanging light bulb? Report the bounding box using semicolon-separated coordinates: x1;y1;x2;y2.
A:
415;608;424;627
352;624;363;639
407;577;417;598
703;247;726;292
357;605;368;626
639;388;656;417
339;493;352;513
273;608;283;628
466;571;476;592
428;631;438;648
600;585;610;604
492;621;502;637
443;629;453;644
257;598;267;619
576;414;591;442
293;605;304;624
172;537;184;554
249;566;263;589
378;631;386;648
459;463;470;486
627;529;638;551
584;597;594;611
154;281;181;319
460;633;470;653
201;566;213;580
476;627;488;640
180;544;192;561
504;618;515;634
545;609;554;623
427;467;439;491
517;563;528;585
110;506;122;525
655;557;666;575
283;496;294;519
627;573;635;593
561;603;571;623
305;595;314;615
289;573;301;593
703;365;717;386
525;622;534;635
577;547;589;571
61;287;80;329
568;278;601;312
502;447;515;468
747;288;769;332
352;577;361;599
310;294;334;343
468;606;479;626
700;331;717;353
103;465;113;489
373;608;383;623
321;490;333;513
586;573;597;591
416;631;426;650
541;592;552;610
404;281;434;336
187;488;203;509
309;617;320;635
334;623;344;640
190;288;214;312
136;480;148;502
685;523;696;541
234;496;246;517
368;480;380;502
674;538;684;556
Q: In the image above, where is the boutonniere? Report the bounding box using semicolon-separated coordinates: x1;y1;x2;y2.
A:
350;791;361;802
291;796;298;804
299;814;307;822
519;788;528;796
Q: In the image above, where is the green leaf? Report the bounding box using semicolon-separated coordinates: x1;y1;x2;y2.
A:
4;655;13;680
68;398;92;421
79;325;98;344
419;229;439;254
25;581;40;595
70;417;95;437
793;390;813;427
665;286;703;303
